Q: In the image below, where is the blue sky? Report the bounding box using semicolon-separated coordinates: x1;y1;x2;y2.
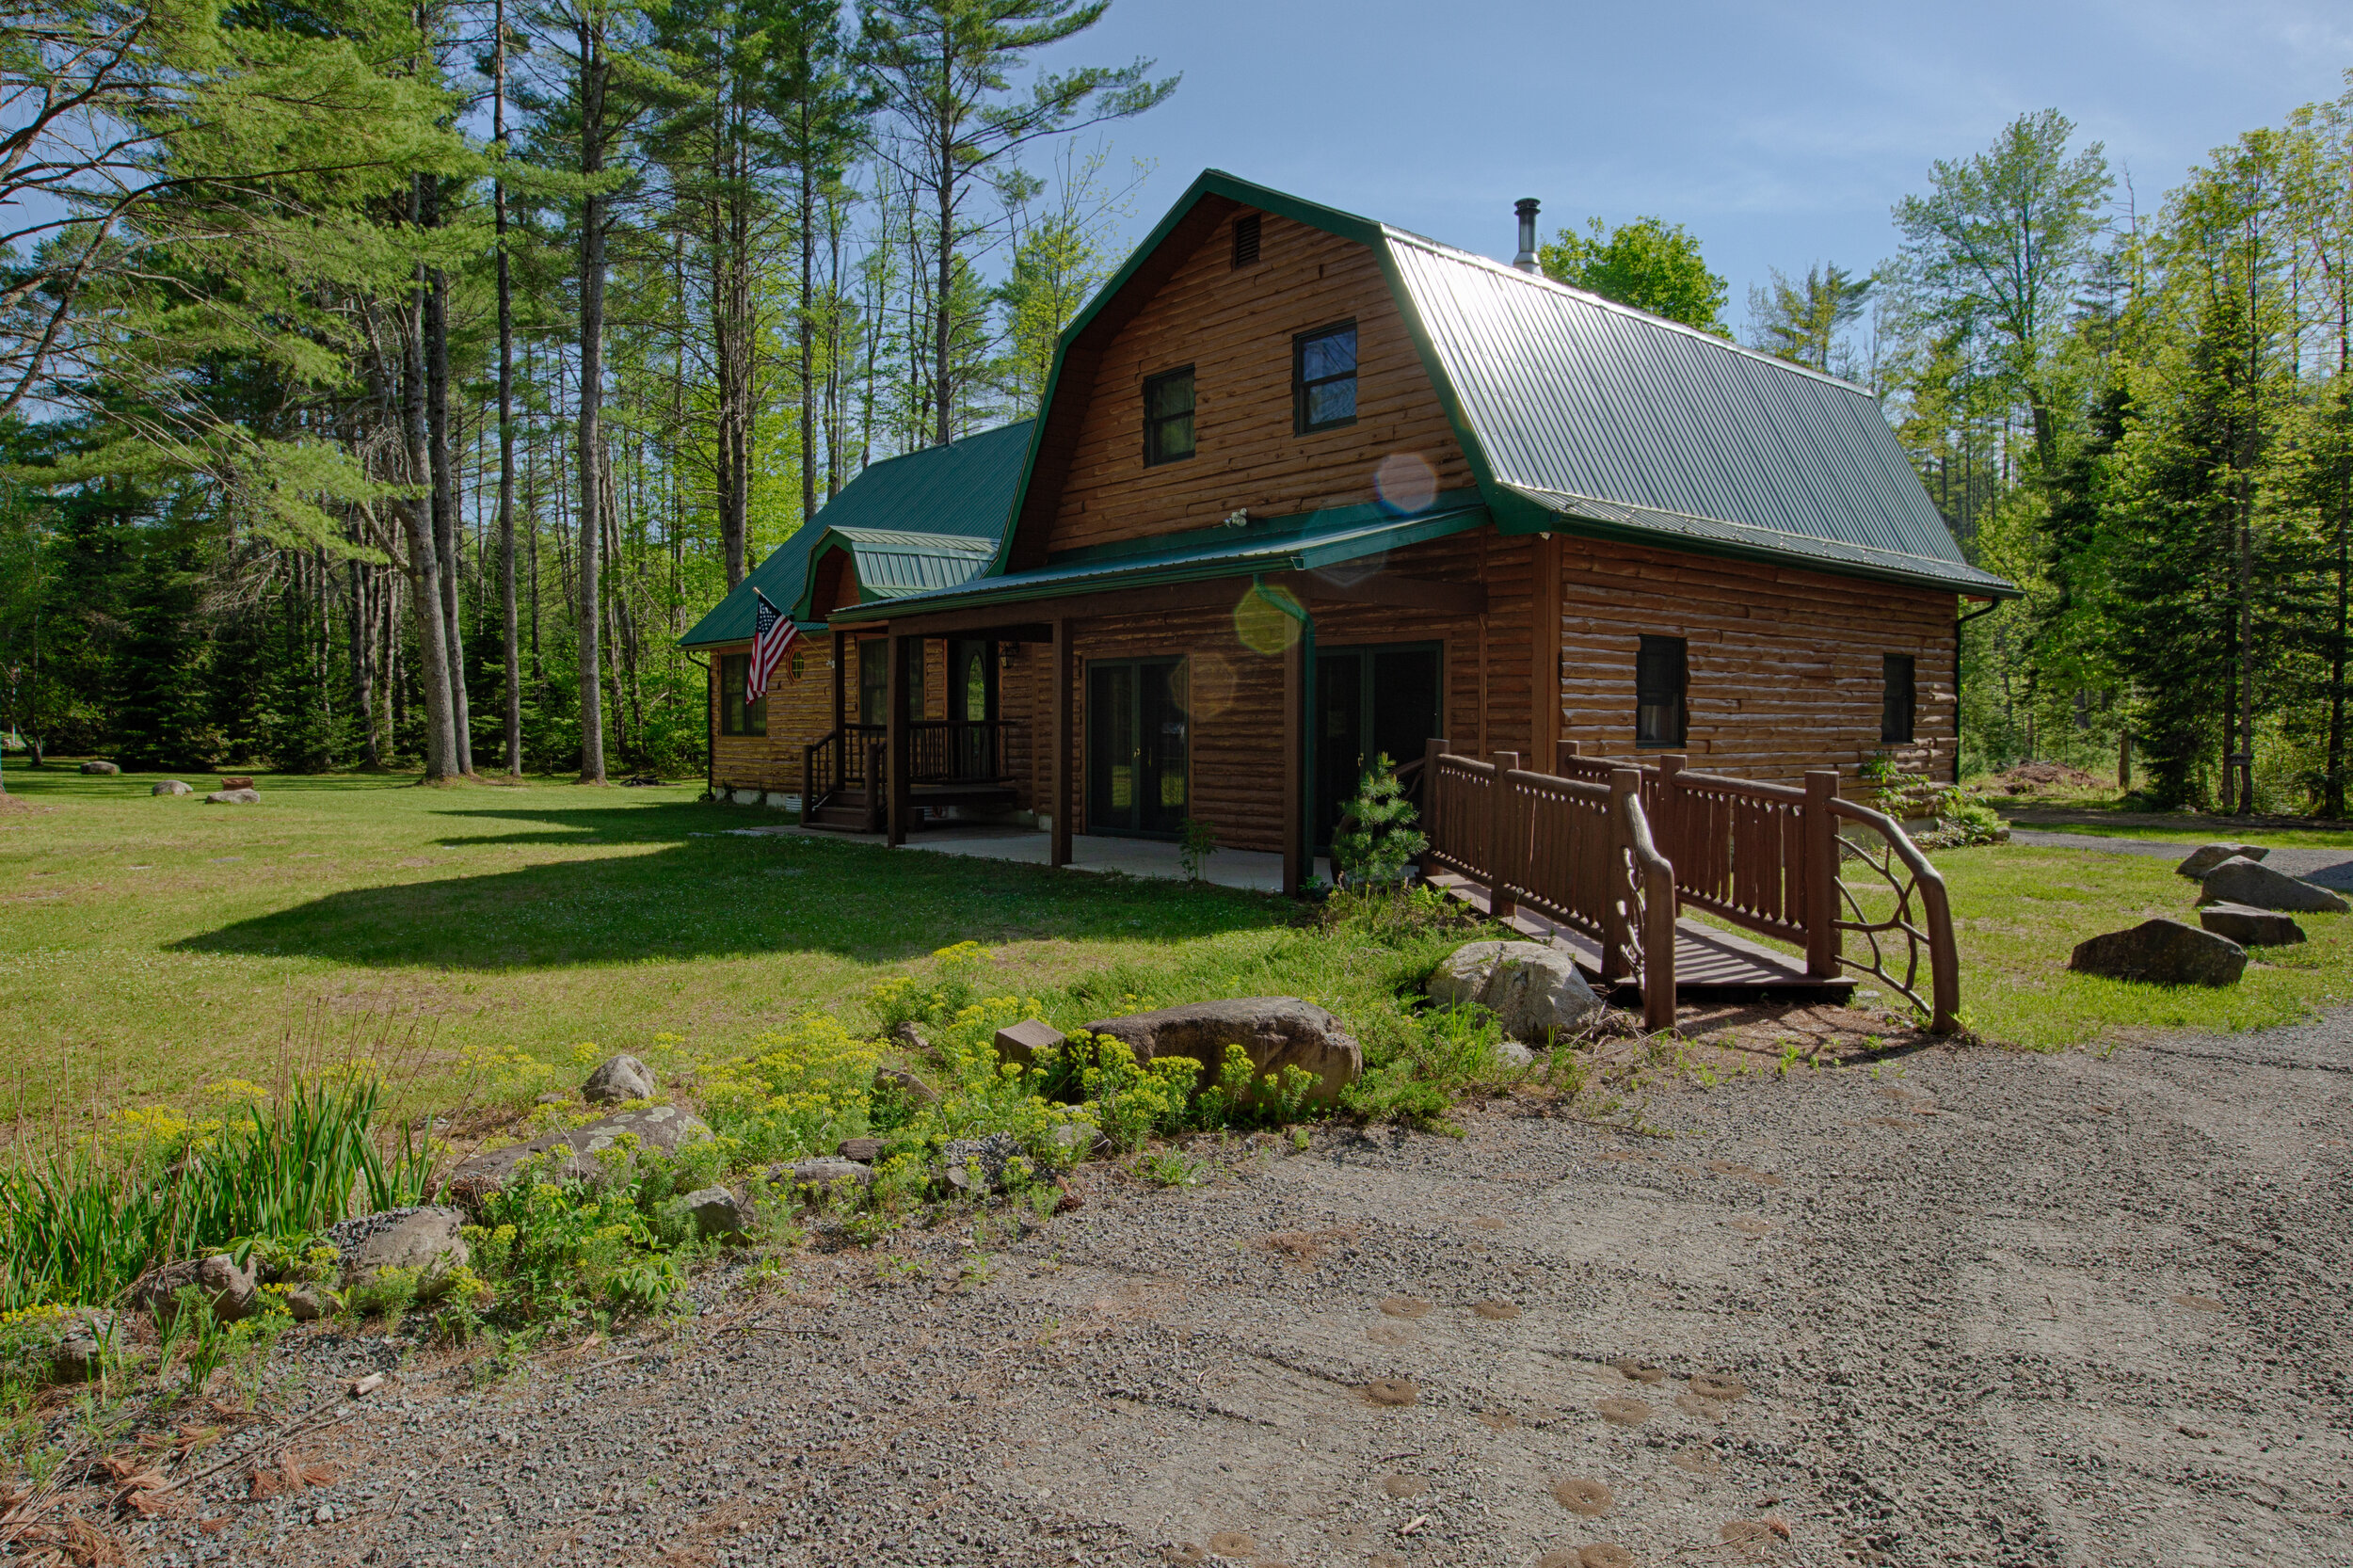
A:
1032;0;2353;328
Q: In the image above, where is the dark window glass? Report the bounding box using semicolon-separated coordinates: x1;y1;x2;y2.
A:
720;652;766;737
1636;635;1687;747
856;638;888;726
1144;367;1195;465
1294;322;1358;432
1232;213;1261;269
1882;654;1916;744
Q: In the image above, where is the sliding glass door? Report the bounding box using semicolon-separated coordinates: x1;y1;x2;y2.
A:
1086;659;1189;838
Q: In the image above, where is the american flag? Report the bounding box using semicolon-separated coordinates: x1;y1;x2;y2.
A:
746;588;798;703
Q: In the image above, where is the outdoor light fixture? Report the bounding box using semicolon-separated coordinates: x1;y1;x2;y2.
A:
1224;508;1249;529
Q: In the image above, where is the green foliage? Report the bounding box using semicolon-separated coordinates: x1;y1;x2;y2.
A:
1747;263;1874;376
1178;815;1221;882
463;1156;691;1321
1329;753;1428;883
1540;215;1730;335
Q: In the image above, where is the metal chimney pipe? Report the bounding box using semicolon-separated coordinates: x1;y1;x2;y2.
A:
1513;198;1541;273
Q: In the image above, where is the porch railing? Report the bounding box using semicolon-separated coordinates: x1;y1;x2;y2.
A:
1423;740;1961;1034
804;719;1018;827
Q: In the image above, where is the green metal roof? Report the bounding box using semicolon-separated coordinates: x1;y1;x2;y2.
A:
830;497;1490;623
677;419;1032;648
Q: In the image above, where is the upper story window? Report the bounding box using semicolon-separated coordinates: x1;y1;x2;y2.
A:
720;652;767;737
1144;366;1195;465
1636;634;1687;747
1294;321;1357;433
1881;653;1916;744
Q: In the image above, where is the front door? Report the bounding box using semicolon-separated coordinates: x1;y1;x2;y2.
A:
1316;643;1442;849
1086;659;1189;837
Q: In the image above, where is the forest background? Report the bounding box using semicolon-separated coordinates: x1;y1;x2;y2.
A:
3;0;2352;817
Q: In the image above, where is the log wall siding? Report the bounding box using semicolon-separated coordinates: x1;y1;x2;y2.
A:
1047;210;1476;555
707;637;838;793
1548;538;1959;785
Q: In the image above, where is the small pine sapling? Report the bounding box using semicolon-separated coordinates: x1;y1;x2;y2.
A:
1330;753;1428;883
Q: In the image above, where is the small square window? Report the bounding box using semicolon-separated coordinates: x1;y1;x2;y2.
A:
1144;366;1195;465
1636;635;1686;747
1881;654;1916;744
1232;213;1260;269
1294;322;1357;433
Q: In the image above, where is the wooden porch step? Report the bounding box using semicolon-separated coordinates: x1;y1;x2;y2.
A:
1424;872;1857;1000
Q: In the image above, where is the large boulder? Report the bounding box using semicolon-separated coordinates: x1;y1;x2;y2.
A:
581;1052;656;1105
78;760;119;776
205;788;261;805
2200;857;2350;915
2200;902;2307;947
325;1206;472;1296
152;780;192;797
131;1254;259;1323
1080;998;1360;1105
1427;939;1601;1043
442;1103;713;1205
2177;842;2268;877
2070;919;2247;986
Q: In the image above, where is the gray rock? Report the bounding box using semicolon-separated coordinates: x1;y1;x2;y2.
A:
204;787;262;805
132;1254;258;1323
1427;939;1601;1044
152;779;192;796
1048;1123;1096;1157
680;1186;754;1240
327;1206;472;1297
2200;856;2351;914
283;1285;339;1321
940;1132;1027;1192
2177;841;2268;877
78;760;119;775
2070;919;2248;986
1491;1037;1538;1072
581;1053;656;1105
2200;901;2307;947
873;1066;937;1106
442;1104;713;1205
1080;998;1362;1106
836;1137;885;1163
993;1017;1064;1070
27;1310;118;1383
782;1157;873;1192
888;1021;931;1054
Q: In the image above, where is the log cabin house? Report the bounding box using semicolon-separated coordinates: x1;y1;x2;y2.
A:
680;170;2017;895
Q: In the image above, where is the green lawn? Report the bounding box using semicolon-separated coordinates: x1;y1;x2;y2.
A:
4;768;2350;1135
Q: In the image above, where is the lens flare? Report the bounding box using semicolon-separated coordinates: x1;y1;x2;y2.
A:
1232;583;1305;655
1374;451;1437;515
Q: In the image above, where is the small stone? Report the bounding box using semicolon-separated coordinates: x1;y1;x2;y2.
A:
888;1021;931;1054
2176;841;2268;877
352;1373;384;1397
782;1157;872;1192
152;780;192;796
680;1186;753;1240
581;1053;656;1105
836;1136;884;1162
78;760;119;775
2200;857;2351;914
284;1285;339;1322
204;788;261;804
1491;1038;1536;1071
132;1255;258;1323
2069;919;2248;986
2200;902;2307;947
873;1066;938;1106
993;1017;1064;1070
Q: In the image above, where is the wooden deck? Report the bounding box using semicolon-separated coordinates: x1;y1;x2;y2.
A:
1424;872;1857;1001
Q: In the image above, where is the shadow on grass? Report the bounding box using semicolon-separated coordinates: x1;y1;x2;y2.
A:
174;797;1289;970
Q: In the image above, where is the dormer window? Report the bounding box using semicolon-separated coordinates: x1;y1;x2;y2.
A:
1144;365;1195;465
1294;321;1357;433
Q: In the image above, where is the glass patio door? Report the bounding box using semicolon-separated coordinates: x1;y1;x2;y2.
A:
1086;659;1189;837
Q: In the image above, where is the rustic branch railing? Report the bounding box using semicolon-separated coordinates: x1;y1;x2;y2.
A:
1827;797;1961;1032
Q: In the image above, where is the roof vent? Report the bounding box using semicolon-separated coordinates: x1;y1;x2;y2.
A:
1232;212;1260;269
1513;198;1541;274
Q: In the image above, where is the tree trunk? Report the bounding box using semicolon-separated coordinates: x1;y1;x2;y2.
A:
576;16;608;784
800;94;818;520
422;176;472;776
402;259;458;779
495;0;521;775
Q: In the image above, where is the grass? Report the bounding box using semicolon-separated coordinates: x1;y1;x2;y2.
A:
6;764;2352;1129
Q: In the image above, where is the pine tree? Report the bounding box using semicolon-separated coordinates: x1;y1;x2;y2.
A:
1330;754;1428;884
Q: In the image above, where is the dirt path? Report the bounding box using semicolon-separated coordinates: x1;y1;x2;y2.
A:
107;1018;2353;1568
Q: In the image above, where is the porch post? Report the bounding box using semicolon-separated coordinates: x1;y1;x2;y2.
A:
1283;636;1305;895
1804;769;1841;978
1532;532;1562;764
1417;737;1446;879
1489;750;1519;921
886;632;911;847
1049;616;1071;868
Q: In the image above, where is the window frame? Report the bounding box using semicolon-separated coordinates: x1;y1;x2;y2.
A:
1635;634;1688;749
1881;653;1917;744
1292;319;1359;435
719;651;767;737
1142;364;1196;467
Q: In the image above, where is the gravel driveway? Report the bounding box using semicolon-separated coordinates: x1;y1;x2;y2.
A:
106;1017;2353;1568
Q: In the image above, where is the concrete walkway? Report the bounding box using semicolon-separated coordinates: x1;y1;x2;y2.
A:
2008;828;2353;889
713;820;1330;894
